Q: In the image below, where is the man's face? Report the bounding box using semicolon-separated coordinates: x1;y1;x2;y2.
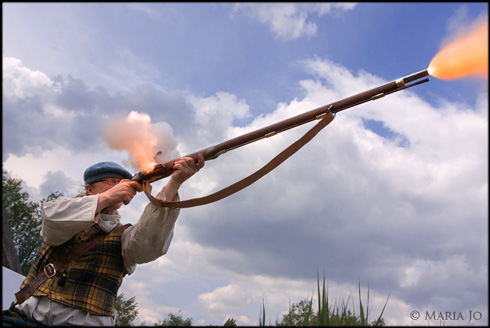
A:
86;178;122;195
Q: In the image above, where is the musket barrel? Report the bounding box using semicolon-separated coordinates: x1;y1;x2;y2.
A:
131;69;430;184
402;69;429;83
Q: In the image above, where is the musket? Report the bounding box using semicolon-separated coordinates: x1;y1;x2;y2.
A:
131;69;429;184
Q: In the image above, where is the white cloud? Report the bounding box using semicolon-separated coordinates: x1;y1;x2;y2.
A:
3;54;487;326
198;283;250;311
174;57;487;324
442;5;489;48
187;91;251;148
233;3;357;41
126;3;162;20
2;57;59;101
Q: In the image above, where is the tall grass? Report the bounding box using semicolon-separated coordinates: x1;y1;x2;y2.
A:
260;274;390;326
259;297;266;327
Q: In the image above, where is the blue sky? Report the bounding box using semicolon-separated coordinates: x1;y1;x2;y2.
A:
3;3;488;326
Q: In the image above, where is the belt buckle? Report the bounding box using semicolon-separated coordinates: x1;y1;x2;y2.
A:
43;263;56;278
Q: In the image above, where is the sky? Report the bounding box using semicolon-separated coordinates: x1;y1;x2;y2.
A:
2;2;488;326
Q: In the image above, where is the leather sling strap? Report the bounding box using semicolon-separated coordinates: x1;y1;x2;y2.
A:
144;111;335;208
14;229;108;305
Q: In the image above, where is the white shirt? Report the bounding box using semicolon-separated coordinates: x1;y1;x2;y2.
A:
15;190;180;326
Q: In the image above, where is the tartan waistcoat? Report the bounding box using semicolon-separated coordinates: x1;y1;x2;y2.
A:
20;223;130;317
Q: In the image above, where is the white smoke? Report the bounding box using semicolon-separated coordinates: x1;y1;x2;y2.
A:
102;111;180;171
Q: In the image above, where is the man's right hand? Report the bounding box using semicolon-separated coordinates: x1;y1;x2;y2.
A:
97;180;141;214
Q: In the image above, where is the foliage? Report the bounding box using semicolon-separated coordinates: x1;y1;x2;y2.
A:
223;317;237;326
277;299;317;326
2;168;63;275
273;276;389;326
2;168;390;327
2;168;141;325
155;312;193;326
115;292;139;326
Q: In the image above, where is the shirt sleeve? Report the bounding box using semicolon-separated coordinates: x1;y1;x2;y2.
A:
41;196;100;246
121;190;180;275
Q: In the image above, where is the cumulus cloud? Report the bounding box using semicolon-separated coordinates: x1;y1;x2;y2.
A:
117;56;488;325
176;57;487;323
186;91;251;149
2;57;58;101
2;57;196;162
39;170;79;198
233;3;357;41
198;284;250;311
441;5;488;48
126;3;162;20
3;55;487;326
3;57;106;158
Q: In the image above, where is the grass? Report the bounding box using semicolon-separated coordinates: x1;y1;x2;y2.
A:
259;274;390;326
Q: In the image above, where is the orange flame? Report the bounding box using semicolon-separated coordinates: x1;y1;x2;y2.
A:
102;111;159;173
428;21;488;79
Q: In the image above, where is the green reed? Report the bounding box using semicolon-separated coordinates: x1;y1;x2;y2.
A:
259;274;390;326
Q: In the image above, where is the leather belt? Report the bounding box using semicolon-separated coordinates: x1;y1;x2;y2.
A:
15;230;108;305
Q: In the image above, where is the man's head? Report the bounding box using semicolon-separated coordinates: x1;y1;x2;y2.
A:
84;162;133;196
84;162;132;185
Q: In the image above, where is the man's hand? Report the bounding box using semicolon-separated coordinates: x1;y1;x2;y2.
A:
163;153;205;201
172;153;205;185
98;180;141;214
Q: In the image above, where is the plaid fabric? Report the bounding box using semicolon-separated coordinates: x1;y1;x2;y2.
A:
19;223;130;317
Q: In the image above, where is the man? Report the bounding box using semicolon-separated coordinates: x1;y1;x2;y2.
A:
7;155;204;326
